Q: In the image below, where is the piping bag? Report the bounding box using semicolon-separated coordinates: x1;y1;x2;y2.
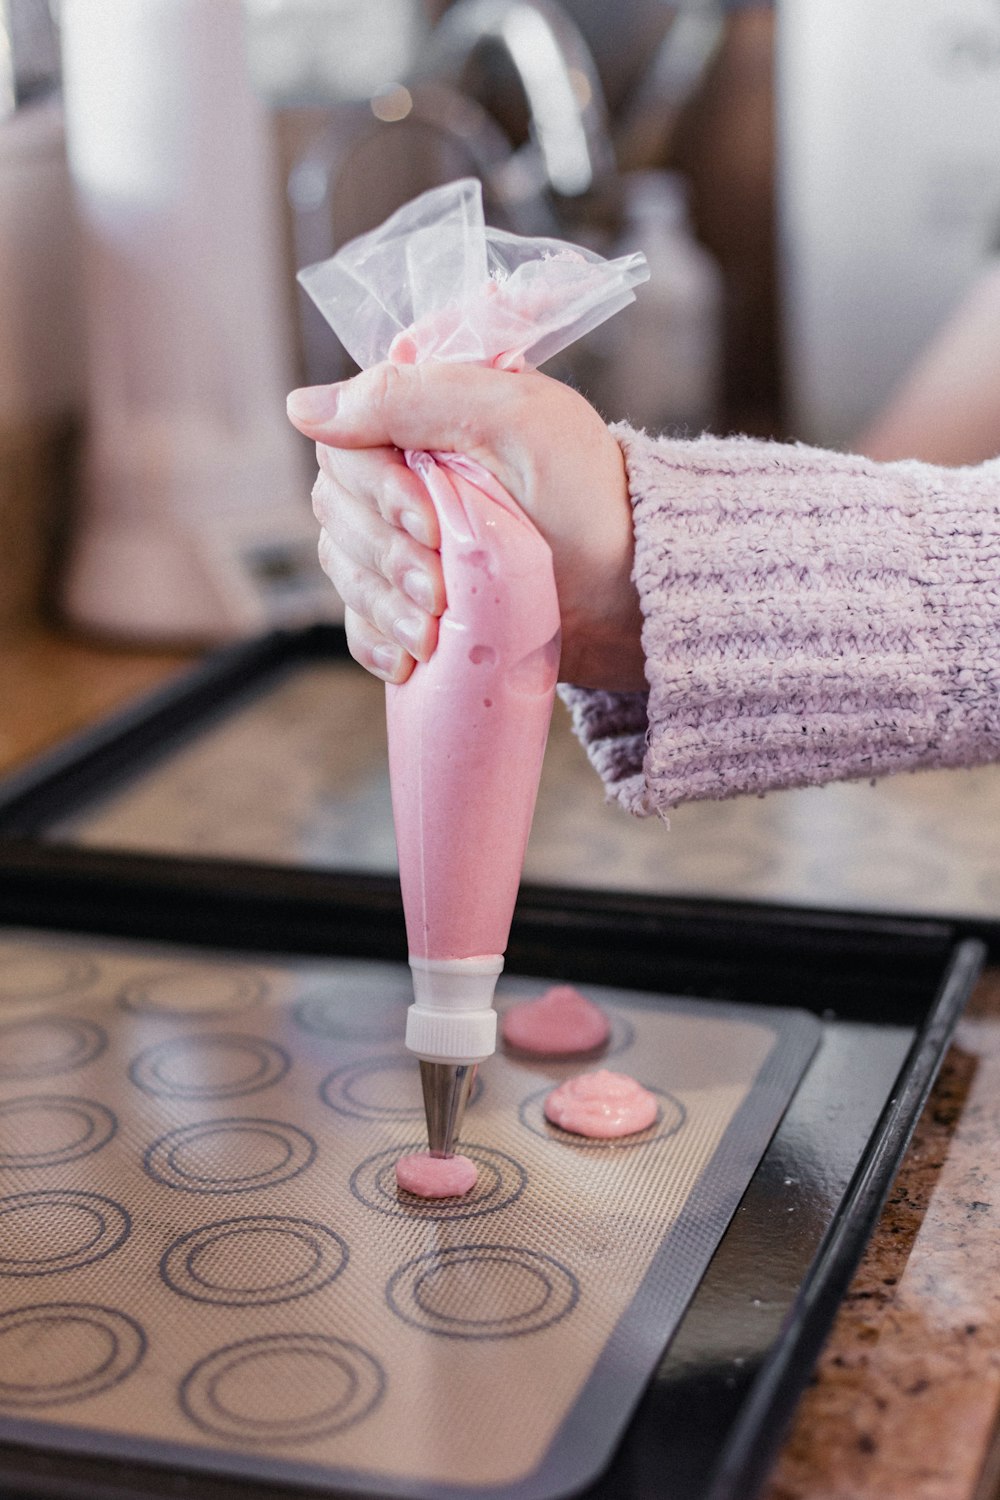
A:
299;180;647;1156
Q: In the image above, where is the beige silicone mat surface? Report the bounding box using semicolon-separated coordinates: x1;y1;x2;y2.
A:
0;928;819;1499
48;657;1000;920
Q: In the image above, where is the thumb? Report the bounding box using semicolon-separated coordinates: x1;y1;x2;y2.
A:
286;360;520;455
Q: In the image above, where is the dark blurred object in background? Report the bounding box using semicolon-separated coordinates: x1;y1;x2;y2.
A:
0;0;61;117
0;1;81;632
664;6;781;437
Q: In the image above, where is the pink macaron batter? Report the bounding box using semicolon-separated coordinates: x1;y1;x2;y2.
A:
395;1151;479;1198
501;985;611;1056
544;1070;659;1139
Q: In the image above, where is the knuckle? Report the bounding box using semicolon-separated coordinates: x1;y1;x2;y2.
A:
380;527;417;588
379;466;426;528
370;360;403;408
342;559;370;599
319;538;365;603
376;465;410;521
371;586;412;645
343;609;367;659
348;595;404;673
368;588;396;640
316;526;335;574
311;473;331;523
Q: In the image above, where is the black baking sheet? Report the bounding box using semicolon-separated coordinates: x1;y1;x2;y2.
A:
2;622;1000;949
0;623;987;1496
0;888;983;1499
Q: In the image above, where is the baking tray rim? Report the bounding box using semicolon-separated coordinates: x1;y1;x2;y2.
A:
0;905;984;1500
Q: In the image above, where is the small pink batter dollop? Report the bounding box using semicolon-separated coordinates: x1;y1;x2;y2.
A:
501;985;611;1056
395;1152;478;1198
544;1070;659;1139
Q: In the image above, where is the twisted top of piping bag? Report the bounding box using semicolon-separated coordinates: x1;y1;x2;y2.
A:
297;177;648;372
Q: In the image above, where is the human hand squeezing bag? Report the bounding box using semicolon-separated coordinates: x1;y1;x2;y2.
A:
287;178;649;695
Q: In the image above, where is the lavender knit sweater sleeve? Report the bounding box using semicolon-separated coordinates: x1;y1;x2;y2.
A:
558;425;1000;814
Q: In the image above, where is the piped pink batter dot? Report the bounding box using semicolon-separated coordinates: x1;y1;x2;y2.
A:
395;1151;478;1198
501;985;610;1056
544;1070;659;1139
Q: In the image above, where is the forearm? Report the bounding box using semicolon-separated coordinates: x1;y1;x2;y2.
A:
856;260;1000;466
560;426;1000;813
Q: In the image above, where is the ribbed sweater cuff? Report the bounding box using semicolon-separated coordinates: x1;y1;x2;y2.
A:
560;426;1000;813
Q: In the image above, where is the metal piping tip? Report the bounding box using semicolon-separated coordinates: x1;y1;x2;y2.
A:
419;1060;478;1157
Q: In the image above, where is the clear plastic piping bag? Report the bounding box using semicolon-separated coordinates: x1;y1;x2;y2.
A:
297;177;648;374
298;179;648;1058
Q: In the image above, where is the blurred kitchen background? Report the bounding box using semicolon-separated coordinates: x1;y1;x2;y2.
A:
4;0;1000;923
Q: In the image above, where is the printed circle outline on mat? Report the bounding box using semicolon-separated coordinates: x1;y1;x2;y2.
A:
119;965;268;1018
0;946;98;1002
292;987;405;1044
128;1035;291;1100
319;1058;483;1120
500;1005;636;1061
144;1118;317;1194
386;1244;579;1339
0;1095;117;1169
160;1215;348;1306
0;1016;107;1081
179;1333;385;1445
518;1082;686;1148
0;1302;146;1408
350;1143;527;1222
0;1191;130;1277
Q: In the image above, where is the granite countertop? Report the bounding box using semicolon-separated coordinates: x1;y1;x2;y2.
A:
1;624;999;1500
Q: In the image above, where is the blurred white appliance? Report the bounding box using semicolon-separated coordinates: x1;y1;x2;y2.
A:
778;0;1000;449
595;169;722;434
59;0;338;643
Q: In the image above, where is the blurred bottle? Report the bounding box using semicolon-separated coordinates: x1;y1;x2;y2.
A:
593;170;722;435
59;0;339;645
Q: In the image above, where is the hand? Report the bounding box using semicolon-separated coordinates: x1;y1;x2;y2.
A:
287;361;646;692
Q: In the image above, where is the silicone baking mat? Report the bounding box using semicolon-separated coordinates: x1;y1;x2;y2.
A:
0;927;819;1499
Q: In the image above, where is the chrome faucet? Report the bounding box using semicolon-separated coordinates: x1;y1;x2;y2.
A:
285;0;618;383
419;0;615;211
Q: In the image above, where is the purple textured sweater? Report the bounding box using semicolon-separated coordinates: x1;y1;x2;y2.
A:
559;426;1000;813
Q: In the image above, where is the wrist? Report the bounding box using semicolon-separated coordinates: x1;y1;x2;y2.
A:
559;432;646;692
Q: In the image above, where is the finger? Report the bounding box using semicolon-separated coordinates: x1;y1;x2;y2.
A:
313;481;445;616
315;444;439;549
343;607;415;685
288;362;525;465
317;529;439;663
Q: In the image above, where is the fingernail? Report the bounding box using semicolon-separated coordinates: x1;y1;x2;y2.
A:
393;615;425;655
402;568;435;611
286;385;341;424
372;642;404;678
401;509;434;547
